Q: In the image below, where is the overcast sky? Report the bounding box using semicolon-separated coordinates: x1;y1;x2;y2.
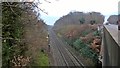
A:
38;0;119;25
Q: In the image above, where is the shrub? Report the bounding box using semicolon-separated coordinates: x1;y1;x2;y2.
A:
79;46;98;59
79;18;85;24
73;39;86;50
2;2;25;67
73;39;99;65
90;20;96;25
93;31;101;36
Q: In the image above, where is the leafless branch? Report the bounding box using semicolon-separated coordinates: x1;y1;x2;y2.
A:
32;3;48;14
7;2;18;15
44;0;51;3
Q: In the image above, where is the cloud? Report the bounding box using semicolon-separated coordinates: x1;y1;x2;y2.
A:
39;0;119;17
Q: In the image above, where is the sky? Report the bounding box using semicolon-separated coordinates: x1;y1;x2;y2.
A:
37;0;119;25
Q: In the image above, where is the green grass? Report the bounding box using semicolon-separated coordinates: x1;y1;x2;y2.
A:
37;51;49;66
57;33;62;38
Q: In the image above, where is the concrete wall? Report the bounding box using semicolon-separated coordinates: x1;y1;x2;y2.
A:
103;26;120;66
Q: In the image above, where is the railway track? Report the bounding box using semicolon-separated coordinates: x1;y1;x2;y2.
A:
49;29;85;67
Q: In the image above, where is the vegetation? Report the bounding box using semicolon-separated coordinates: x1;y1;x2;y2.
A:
37;51;49;66
53;11;104;29
93;31;101;36
90;20;96;25
73;39;86;50
73;39;99;65
81;30;90;36
2;2;25;67
2;2;49;67
79;18;85;24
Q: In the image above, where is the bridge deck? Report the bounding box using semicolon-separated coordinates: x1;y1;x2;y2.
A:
104;25;118;45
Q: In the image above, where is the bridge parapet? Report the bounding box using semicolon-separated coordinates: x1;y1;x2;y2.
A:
102;24;120;66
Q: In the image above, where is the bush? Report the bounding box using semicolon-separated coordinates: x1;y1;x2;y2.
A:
79;18;85;24
37;51;49;66
64;37;77;47
81;31;89;36
90;20;96;25
79;46;98;60
73;39;99;65
93;31;101;36
2;2;24;67
73;39;86;50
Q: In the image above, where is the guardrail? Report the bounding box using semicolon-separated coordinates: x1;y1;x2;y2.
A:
102;25;120;66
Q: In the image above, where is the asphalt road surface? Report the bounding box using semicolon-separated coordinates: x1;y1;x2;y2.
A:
48;28;85;67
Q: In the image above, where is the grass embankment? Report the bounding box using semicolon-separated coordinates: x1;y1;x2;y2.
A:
37;52;49;66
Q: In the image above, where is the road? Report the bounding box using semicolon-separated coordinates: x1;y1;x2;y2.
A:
48;28;85;67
